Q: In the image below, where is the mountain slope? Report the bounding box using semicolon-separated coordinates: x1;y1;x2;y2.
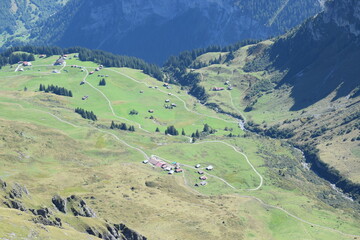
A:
269;0;360;110
0;0;68;46
168;0;360;200
28;0;321;64
0;47;359;239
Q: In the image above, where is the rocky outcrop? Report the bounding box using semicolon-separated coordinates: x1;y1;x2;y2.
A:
116;224;147;240
0;183;147;240
86;223;147;240
52;195;66;213
3;199;27;212
52;194;96;217
66;195;96;218
9;182;29;199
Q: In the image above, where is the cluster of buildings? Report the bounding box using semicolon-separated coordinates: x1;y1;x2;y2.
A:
143;157;183;174
212;81;233;91
142;157;214;187
194;164;213;186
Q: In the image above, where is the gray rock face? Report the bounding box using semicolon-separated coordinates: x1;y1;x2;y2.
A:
52;195;67;213
30;208;52;218
3;199;27;212
116;224;147;240
32;215;62;227
86;223;147;240
66;195;96;218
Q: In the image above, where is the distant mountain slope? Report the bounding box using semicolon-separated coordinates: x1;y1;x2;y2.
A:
28;0;321;64
269;0;360;110
0;0;68;46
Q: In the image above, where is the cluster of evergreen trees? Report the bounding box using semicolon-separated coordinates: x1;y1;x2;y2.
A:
0;52;35;68
99;78;106;86
129;109;138;115
75;107;97;121
165;126;179;136
110;121;135;132
191;54;223;69
190;124;216;141
78;48;163;81
39;84;73;97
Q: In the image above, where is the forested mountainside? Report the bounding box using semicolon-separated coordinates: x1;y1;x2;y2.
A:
2;0;321;64
0;0;68;46
165;0;360;200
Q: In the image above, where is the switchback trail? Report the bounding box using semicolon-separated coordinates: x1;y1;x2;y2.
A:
12;64;359;238
11;102;359;239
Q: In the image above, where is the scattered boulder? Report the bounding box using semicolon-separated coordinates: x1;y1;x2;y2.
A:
52;195;66;213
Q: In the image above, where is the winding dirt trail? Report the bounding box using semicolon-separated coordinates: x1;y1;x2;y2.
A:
12;64;359;238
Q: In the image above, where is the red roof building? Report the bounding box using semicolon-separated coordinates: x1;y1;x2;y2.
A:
200;176;208;180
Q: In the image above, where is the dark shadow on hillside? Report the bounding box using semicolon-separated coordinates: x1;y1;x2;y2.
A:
269;19;360;110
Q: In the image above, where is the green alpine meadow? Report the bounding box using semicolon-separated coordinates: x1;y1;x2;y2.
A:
0;0;359;239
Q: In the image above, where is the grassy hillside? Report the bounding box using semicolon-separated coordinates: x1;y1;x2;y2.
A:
182;38;360;197
0;52;359;239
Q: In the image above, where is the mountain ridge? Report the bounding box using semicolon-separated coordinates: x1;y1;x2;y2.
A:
16;0;322;64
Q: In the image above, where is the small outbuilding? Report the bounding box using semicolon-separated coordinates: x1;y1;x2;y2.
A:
143;160;149;164
200;176;208;180
200;181;207;186
195;164;201;168
206;165;214;171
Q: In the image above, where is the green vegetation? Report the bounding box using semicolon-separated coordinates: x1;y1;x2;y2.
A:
98;78;106;86
39;84;73;97
75;108;97;121
110;121;135;132
0;50;358;240
165;125;179;136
